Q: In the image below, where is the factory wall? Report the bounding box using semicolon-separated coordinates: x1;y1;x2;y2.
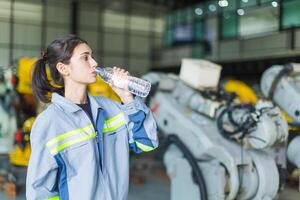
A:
157;0;300;69
0;0;164;76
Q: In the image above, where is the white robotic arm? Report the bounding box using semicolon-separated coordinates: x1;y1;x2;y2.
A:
261;63;300;124
261;63;300;190
144;72;288;200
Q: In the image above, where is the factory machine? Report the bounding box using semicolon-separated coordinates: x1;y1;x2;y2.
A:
0;68;17;155
0;67;18;197
261;63;300;191
143;59;289;200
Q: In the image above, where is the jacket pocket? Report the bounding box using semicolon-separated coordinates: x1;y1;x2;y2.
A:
68;140;89;150
61;140;94;179
103;124;126;136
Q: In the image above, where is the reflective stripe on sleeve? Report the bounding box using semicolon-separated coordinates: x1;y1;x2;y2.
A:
103;113;126;133
47;196;59;200
135;141;157;152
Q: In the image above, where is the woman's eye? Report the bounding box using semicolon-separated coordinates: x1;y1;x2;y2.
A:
84;56;88;61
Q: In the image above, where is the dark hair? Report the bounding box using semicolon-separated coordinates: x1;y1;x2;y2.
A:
32;35;87;103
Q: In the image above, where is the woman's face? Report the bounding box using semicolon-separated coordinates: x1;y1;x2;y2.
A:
67;43;98;85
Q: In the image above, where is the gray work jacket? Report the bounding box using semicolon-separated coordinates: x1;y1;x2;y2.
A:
26;93;158;200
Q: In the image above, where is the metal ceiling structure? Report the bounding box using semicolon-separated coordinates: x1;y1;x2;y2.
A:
136;0;208;10
84;0;208;12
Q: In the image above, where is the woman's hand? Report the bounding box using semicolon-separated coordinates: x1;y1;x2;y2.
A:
108;67;134;104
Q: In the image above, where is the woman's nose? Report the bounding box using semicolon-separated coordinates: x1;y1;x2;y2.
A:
91;58;98;68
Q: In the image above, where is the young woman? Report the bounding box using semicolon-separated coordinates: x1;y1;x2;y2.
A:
26;35;158;200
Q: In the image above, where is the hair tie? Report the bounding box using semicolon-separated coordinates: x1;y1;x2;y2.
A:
41;51;48;62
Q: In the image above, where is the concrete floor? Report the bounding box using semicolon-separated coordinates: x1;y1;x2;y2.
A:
129;176;300;200
0;153;299;200
1;175;299;200
278;187;300;200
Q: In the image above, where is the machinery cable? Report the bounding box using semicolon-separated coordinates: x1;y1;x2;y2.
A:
161;134;208;200
217;104;258;141
268;63;293;100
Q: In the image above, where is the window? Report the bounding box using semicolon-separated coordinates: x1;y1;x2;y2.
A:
239;5;279;37
221;11;238;39
281;0;300;29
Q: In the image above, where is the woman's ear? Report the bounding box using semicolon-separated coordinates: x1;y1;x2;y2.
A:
56;62;70;76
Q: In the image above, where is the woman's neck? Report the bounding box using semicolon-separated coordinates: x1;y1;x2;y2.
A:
64;81;88;104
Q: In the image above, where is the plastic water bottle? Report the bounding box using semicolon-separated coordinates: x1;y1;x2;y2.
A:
95;67;151;98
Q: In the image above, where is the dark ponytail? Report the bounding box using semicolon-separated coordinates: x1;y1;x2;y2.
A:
32;35;87;103
32;58;55;103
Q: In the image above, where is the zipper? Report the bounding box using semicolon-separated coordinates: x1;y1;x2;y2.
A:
95;132;99;142
78;106;103;171
95;108;103;171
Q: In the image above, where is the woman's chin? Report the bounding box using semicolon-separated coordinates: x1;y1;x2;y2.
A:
88;77;97;84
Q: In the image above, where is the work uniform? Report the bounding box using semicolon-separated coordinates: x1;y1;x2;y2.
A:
26;93;158;200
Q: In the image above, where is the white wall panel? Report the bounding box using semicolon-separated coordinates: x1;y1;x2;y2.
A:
103;32;125;53
14;24;41;46
0;48;9;66
14;1;42;23
0;21;10;43
0;0;11;19
102;55;124;68
129;58;150;76
103;11;126;29
130;35;150;55
46;27;70;45
130;16;150;32
46;4;70;24
79;5;99;27
78;30;99;51
13;49;39;61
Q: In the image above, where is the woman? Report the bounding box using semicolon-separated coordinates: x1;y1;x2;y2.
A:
26;35;158;200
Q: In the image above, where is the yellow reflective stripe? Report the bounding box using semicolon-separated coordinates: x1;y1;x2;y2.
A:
50;132;97;155
105;113;124;124
47;196;59;200
102;113;126;133
103;120;126;133
46;124;94;147
135;141;156;152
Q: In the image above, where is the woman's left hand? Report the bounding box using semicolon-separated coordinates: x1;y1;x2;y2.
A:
108;67;134;104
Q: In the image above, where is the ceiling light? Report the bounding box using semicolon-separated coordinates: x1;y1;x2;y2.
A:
195;8;203;16
218;0;229;7
271;1;278;7
237;9;245;16
209;4;217;12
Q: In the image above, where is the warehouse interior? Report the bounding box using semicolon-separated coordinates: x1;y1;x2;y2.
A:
0;0;300;199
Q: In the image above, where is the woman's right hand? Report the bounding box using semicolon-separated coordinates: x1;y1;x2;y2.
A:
109;67;134;104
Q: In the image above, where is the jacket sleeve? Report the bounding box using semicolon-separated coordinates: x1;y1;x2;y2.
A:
26;115;59;200
120;96;159;153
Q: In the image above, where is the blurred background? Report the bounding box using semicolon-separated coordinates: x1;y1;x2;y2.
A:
0;0;299;199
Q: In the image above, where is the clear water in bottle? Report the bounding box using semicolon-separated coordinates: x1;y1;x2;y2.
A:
95;67;151;98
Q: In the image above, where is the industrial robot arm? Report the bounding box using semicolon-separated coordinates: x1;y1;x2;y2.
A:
144;71;288;200
261;63;300;189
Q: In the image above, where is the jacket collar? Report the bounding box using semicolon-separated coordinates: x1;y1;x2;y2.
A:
51;92;101;114
87;92;103;122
